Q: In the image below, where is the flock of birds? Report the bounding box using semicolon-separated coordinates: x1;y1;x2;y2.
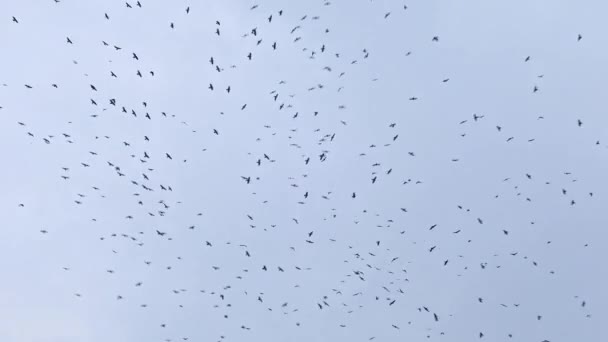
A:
1;1;603;341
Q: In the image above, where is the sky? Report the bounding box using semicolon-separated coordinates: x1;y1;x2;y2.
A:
0;0;606;341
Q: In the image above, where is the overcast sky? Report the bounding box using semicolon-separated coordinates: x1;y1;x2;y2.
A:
0;0;606;341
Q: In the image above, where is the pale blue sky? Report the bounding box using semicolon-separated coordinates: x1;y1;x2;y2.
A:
0;0;606;341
